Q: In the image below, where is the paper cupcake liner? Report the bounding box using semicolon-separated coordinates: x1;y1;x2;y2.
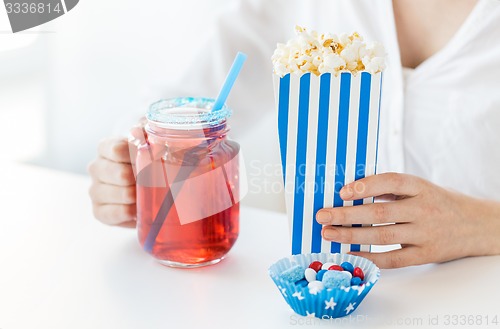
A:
269;253;380;319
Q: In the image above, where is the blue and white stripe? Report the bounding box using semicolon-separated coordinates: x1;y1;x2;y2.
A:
276;72;382;255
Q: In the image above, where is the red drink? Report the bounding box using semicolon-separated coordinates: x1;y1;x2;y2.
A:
137;185;239;265
130;98;241;267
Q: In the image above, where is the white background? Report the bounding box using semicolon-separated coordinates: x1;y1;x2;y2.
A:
0;0;231;172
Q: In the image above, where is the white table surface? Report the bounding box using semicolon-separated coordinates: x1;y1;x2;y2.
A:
1;163;499;329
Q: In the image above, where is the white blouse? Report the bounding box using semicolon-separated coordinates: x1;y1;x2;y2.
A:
148;0;500;209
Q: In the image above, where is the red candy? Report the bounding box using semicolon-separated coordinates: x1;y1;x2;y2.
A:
308;261;323;272
353;267;364;280
328;265;344;271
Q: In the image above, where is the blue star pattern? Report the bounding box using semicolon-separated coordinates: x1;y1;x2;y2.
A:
275;282;372;318
269;253;380;320
351;285;365;296
292;291;305;300
324;297;337;310
345;302;356;314
278;286;287;297
306;311;315;318
272;280;372;319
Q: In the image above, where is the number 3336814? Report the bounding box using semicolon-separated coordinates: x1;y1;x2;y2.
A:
5;2;62;14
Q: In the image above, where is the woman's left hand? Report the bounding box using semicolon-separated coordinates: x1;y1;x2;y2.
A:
316;173;500;269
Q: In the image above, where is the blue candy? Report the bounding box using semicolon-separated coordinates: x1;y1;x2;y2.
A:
280;264;305;282
340;261;354;274
322;270;351;289
351;277;363;286
295;279;309;287
316;269;327;281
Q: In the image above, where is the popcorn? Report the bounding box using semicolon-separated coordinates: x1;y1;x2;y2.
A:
272;26;387;77
318;53;346;74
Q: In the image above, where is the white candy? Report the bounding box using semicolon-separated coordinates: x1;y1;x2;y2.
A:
321;262;334;270
304;268;317;282
308;281;325;295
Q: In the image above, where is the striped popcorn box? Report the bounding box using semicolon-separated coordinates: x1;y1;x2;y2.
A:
274;72;383;255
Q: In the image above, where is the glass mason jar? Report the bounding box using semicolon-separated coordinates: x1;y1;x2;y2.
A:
129;97;241;268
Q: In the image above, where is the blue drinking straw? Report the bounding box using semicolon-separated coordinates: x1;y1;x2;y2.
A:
212;52;248;111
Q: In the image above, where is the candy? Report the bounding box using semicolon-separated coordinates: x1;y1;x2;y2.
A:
328;265;344;271
322;270;351;289
287;260;367;291
296;279;309;287
280;264;305;282
321;262;335;270
304;268;317;282
353;267;365;280
340;261;354;274
307;280;325;295
351;277;362;286
308;261;323;272
316;269;327;281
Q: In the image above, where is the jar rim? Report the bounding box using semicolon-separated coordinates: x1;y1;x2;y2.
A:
147;97;232;129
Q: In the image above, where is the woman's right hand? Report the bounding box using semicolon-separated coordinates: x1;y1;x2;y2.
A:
88;137;137;227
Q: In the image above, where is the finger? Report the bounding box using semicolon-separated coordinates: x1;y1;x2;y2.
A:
322;223;416;245
375;194;397;202
98;138;131;163
316;201;413;225
129;124;147;142
117;221;137;229
88;158;135;186
89;183;136;205
350;247;421;269
340;173;425;200
92;203;136;226
128;126;168;162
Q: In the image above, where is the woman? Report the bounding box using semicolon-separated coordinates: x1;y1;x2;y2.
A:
88;0;500;268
